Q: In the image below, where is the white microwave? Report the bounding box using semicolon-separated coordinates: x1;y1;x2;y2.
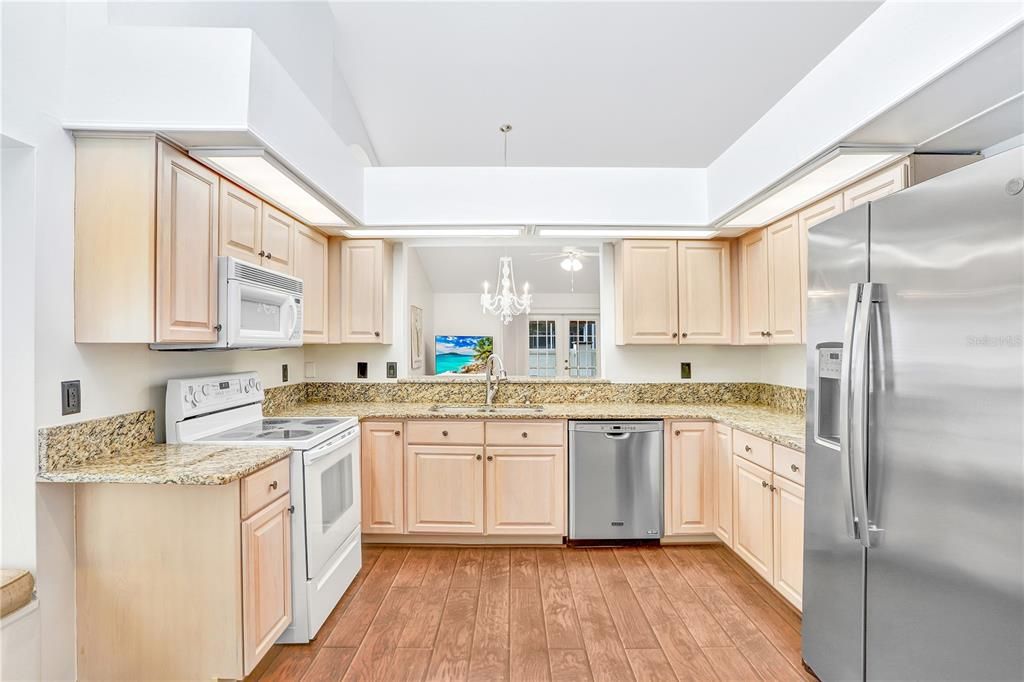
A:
152;257;303;350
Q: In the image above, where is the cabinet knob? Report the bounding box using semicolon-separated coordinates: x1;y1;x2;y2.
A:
674;430;681;436
258;250;266;258
745;445;752;452
769;484;777;492
442;430;449;437
671;332;678;338
214;324;223;332
681;332;688;338
790;463;799;472
521;432;528;438
476;454;482;461
269;480;278;490
487;455;494;461
394;430;401;436
761;480;769;488
265;251;272;260
374;331;381;337
765;331;772;337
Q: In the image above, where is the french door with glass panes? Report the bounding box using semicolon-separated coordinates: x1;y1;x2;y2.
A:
527;315;599;378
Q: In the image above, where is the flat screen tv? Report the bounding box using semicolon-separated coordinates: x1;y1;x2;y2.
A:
434;335;493;374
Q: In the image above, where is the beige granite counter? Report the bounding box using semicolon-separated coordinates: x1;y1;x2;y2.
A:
269;401;805;452
37;443;292;486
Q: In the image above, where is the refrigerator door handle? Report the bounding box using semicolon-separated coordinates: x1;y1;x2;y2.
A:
839;283;863;540
851;282;885;549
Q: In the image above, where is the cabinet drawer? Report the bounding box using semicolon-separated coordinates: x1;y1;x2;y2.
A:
241;458;290;519
485;421;564;447
732;430;771;469
406;420;484;445
772;444;805;485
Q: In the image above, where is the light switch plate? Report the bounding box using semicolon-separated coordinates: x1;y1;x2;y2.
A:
357;362;368;379
281;364;289;382
386;362;398;379
304;362;317;379
680;362;692;380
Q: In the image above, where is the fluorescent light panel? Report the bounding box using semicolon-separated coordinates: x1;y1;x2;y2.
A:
343;227;522;238
537;228;719;238
196;152;348;227
724;149;909;227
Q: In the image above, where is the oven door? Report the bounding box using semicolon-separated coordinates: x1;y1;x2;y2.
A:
302;427;361;580
226;279;302;348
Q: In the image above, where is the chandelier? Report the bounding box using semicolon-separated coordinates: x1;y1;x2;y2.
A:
481;256;531;325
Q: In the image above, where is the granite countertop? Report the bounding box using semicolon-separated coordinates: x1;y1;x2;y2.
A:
270;402;805;452
37;443;293;486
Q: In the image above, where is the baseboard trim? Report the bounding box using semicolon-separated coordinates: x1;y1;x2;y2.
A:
659;534;720;544
363;534;566;546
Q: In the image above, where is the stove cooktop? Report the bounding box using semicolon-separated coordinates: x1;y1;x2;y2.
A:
198;417;356;447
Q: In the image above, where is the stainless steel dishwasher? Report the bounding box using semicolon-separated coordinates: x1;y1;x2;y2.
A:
568;420;663;541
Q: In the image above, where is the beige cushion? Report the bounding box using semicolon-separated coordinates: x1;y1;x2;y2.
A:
1;569;34;618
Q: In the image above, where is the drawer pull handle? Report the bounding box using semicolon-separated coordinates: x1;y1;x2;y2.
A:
487;455;494;461
442;430;449;437
745;445;752;452
476;454;482;461
790;463;800;472
521;432;528;438
269;480;279;490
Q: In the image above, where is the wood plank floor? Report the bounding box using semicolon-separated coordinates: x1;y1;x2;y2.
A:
251;544;813;682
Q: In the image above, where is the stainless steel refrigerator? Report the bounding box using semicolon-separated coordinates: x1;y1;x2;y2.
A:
803;147;1024;681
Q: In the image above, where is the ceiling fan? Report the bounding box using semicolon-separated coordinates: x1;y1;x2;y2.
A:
529;247;597;291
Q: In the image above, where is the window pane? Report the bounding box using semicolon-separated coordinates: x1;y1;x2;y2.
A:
567;319;598;378
528;320;557;377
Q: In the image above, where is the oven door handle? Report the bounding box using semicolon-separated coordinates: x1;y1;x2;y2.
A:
305;428;359;463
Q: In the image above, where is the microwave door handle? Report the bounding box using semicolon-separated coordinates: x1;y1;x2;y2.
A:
286;298;300;339
839;283;862;540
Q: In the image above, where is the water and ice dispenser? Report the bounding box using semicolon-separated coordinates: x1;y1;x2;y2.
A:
815;345;842;448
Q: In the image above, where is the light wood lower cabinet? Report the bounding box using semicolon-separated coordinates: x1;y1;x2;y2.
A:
485;446;565;535
712;423;734;547
74;462;292;680
665;421;714;535
732;454;775;583
361;421;405;534
772;473;805;610
405;444;484;534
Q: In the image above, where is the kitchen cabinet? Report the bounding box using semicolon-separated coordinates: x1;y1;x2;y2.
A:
293;223;329;343
843;162;907;210
765;216;803;343
732;454;774;582
261;204;295;274
361;422;405;534
156;141;220;344
74;461;292;680
219;180;264;265
405;444;484;534
665;421;713;535
615;240;679;344
772;473;805;609
737;228;771;345
797;195;843;343
678;240;732;344
331;239;394;344
485;446;565;535
712;423;734;547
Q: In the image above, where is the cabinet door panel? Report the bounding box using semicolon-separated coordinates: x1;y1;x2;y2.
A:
713;424;734;547
737;229;770;345
843;162;907;210
156;142;219;343
340;240;390;343
405;445;483;534
678;241;731;344
773;475;804;610
361;422;405;534
241;495;292;675
797;195;843;343
294;224;329;343
665;421;713;535
485;447;565;535
219;180;262;264
261;204;294;273
766;216;802;344
733;456;773;582
616;240;679;344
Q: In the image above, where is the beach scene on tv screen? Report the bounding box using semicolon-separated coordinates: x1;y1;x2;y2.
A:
435;335;493;374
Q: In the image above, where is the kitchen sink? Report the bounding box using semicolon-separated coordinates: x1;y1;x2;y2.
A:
429;405;545;415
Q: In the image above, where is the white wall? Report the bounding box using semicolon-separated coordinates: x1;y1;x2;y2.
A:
406;247;434;376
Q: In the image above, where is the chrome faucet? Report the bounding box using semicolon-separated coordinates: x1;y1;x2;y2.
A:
484;354;507;408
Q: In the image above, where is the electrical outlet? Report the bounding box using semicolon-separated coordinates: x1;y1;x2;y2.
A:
282;364;289;382
304;362;317;379
386;362;398;379
680;362;692;380
61;380;81;415
357;362;368;379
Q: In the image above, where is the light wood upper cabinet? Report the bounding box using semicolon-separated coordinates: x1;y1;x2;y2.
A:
678;240;732;344
665;421;714;535
737;229;770;345
361;421;405;534
713;423;734;547
733;454;774;582
405;444;484;534
333;239;394;344
843;162;907;210
241;494;292;676
219;180;263;265
772;474;805;610
156;142;220;343
261;204;295;274
485;446;565;535
293;223;329;343
797;195;843;343
615;240;679;344
766;216;803;344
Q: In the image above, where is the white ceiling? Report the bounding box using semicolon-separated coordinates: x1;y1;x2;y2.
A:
330;1;881;167
412;245;600;294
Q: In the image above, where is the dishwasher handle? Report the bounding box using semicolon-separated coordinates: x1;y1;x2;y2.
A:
604;432;632;440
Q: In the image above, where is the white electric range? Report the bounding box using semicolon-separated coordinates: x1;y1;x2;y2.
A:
166;372;361;644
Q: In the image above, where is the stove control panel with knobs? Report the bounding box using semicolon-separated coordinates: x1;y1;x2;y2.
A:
165;372;266;440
